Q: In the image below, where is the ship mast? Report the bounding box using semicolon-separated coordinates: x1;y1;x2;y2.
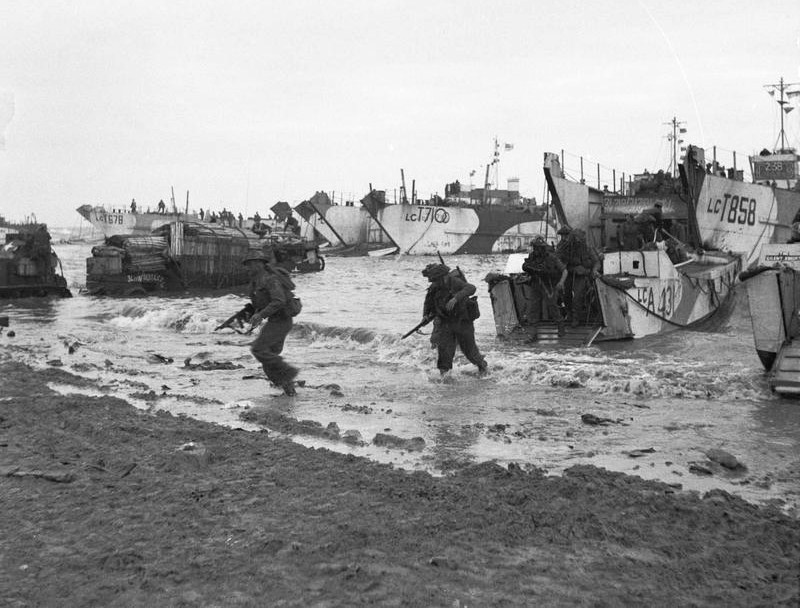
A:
481;137;504;206
764;77;800;153
664;116;687;178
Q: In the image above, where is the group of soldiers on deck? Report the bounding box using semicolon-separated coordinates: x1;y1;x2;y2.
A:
517;201;682;341
517;227;600;342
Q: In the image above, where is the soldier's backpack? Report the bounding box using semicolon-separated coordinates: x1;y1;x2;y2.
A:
273;266;302;317
287;296;303;317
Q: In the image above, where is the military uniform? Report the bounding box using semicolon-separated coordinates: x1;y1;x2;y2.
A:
618;215;641;250
556;230;599;326
634;210;657;245
522;239;567;340
422;264;487;375
246;256;299;395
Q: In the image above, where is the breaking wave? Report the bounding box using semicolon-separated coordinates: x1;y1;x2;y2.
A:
292;322;379;344
483;346;770;401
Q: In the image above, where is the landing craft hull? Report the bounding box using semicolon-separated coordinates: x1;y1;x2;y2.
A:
85;222;323;296
488;249;739;344
0;223;71;298
741;243;800;394
293;198;343;246
594;249;739;340
543;148;800;266
683;161;800;268
542;152;691;252
366;203;554;255
77;204;199;239
294;197;390;251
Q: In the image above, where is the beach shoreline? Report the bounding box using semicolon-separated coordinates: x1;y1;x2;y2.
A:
1;356;798;606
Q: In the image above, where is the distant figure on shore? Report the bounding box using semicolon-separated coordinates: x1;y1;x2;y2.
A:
157;200;166;214
130;199;137;213
238;212;244;228
199;208;205;221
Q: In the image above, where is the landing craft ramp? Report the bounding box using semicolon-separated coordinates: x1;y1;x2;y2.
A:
769;341;800;395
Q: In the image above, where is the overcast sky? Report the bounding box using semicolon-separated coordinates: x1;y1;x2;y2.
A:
1;0;799;227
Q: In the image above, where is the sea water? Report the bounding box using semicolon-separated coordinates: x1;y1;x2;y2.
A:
2;232;799;513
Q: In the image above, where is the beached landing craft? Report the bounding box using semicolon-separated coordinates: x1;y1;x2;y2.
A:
735;77;800;394
487;233;740;346
85;221;323;296
681;80;800;267
0;215;71;298
293;191;395;255
681;145;800;268
361;143;556;255
740;243;800;395
76;197;200;239
487;137;740;345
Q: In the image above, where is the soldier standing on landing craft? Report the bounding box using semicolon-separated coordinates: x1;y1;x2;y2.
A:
521;236;567;341
556;228;600;326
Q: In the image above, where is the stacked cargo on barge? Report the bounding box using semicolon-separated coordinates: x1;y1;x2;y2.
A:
86;221;323;296
0;217;71;298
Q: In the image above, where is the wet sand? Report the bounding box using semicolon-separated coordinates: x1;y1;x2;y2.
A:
1;357;798;606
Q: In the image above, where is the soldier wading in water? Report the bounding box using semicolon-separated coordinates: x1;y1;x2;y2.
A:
420;263;488;377
243;252;301;396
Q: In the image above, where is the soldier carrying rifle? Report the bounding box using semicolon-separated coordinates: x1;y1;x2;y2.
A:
217;251;301;396
416;263;488;377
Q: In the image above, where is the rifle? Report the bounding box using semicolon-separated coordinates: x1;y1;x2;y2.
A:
401;316;433;339
214;304;254;332
437;250;466;280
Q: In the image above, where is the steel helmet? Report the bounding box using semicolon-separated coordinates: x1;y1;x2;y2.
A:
422;263;450;279
242;251;270;265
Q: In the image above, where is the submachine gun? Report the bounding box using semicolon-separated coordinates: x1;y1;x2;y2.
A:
214;303;255;333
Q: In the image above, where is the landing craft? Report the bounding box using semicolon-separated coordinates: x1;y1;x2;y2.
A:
77;194;275;240
76;200;199;239
0;215;71;298
735;76;800;394
361;140;558;255
487;126;744;345
682;79;800;268
293;190;396;256
740;243;800;395
85;220;323;296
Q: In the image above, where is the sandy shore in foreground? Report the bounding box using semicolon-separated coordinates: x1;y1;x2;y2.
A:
1;357;798;607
